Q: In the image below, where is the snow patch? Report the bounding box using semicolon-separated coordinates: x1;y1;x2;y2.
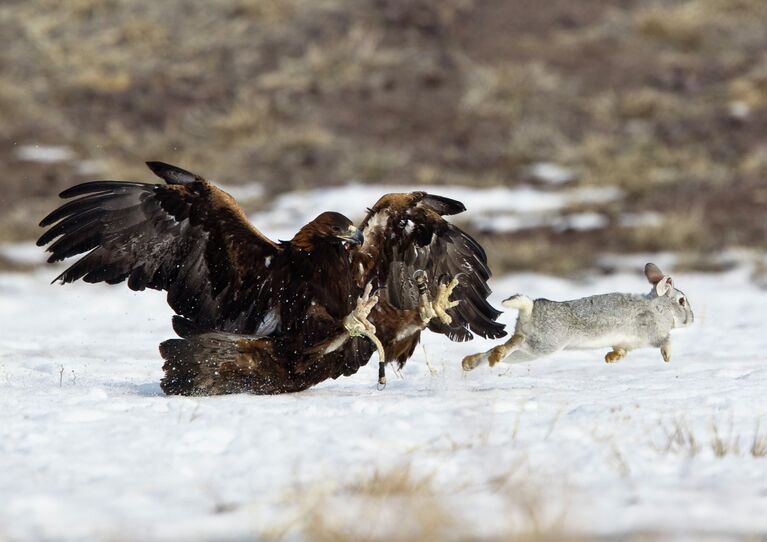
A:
0;242;47;265
16;145;75;163
620;212;664;228
555;211;609;232
76;159;108;176
528;162;575;185
217;182;264;202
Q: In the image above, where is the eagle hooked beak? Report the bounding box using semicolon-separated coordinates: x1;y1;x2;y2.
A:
338;225;364;246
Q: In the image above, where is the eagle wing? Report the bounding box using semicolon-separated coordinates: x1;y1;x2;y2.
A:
356;192;505;351
37;161;280;333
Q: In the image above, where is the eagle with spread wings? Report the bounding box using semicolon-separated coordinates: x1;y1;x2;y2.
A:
37;162;505;395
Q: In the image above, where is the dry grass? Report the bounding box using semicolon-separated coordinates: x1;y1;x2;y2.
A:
636;0;767;52
300;466;450;542
289;464;582;542
564;134;729;194
0;254;37;273
710;419;741;458
750;421;767;458
345;465;436;498
482;232;596;277
653;416;767;459
621;205;710;252
654;417;701;457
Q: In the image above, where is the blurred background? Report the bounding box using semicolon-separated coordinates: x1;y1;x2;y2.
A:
1;0;766;276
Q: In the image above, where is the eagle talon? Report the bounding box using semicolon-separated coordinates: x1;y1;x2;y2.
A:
433;277;460;325
415;271;460;325
344;283;386;363
418;304;437;323
414;270;437;323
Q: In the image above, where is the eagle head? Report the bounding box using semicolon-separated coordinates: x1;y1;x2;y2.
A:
291;211;363;251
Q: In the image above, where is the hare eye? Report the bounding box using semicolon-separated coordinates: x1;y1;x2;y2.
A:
679;297;685;306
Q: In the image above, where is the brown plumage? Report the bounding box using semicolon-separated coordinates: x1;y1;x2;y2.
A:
354;192;506;378
38;162;504;395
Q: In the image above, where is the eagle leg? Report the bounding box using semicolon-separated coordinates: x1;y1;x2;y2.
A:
414;270;437;323
344;283;386;383
377;362;387;390
414;270;460;325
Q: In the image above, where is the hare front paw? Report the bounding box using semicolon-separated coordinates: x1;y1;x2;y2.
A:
488;345;507;367
462;344;512;370
489;334;525;367
604;348;627;364
462;351;487;371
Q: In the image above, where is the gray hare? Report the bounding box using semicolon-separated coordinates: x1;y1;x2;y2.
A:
462;263;693;371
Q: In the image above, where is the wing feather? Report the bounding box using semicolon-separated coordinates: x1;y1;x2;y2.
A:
357;192;505;344
38;164;279;332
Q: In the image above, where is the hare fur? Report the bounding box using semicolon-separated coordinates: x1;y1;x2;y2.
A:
462;263;694;370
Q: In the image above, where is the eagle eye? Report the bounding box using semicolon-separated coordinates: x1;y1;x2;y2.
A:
679;297;685;306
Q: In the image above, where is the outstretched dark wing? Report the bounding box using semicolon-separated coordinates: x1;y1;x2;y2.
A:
356;192;505;343
37;161;280;332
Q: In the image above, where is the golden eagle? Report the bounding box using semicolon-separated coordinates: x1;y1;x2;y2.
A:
38;162;505;395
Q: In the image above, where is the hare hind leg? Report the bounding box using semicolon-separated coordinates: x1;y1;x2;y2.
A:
462;334;525;371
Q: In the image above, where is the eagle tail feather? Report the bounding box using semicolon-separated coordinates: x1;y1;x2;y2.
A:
159;333;251;396
160;317;290;396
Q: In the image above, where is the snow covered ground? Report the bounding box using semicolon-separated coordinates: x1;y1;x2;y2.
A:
1;258;766;541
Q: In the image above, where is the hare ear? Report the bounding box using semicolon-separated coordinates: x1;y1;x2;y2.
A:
645;263;665;285
655;276;673;296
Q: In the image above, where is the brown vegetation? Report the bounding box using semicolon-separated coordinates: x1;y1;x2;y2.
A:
1;0;765;272
294;464;578;542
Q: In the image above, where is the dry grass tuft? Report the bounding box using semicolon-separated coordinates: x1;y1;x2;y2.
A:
654;416;767;459
710;419;741;458
654;417;701;457
293;463;581;542
346;465;436;498
636;3;713;51
750;421;767;458
257;26;405;95
0;255;37;274
622;205;710;253
564;135;728;194
301;466;452;542
636;0;767;51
